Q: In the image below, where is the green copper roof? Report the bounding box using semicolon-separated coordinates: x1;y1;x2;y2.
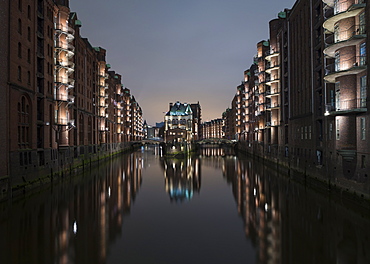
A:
167;101;193;116
278;11;287;19
75;20;82;27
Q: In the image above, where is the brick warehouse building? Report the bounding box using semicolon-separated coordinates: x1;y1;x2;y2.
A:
0;0;143;197
232;0;370;196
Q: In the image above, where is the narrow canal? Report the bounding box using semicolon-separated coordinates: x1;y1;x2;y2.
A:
0;145;369;264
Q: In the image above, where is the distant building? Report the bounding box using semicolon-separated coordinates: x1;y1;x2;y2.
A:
222;108;233;140
190;102;202;140
201;119;224;139
164;101;200;142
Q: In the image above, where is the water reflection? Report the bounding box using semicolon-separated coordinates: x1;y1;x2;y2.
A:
0;146;369;264
160;156;201;202
0;150;144;264
224;153;370;264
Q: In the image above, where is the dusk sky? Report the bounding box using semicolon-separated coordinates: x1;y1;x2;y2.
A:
70;0;296;125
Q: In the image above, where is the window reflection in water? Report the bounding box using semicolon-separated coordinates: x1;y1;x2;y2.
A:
161;156;201;202
0;146;369;264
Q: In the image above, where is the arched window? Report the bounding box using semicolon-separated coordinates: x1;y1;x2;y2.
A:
27;5;31;19
18;0;22;11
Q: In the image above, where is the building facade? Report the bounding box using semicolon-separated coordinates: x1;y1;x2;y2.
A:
230;0;369;196
164;101;201;143
0;0;143;198
201;118;224;139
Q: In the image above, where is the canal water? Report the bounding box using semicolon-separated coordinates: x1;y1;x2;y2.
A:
0;145;369;264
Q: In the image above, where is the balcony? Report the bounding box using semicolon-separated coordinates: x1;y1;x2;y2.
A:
324;24;366;57
265;63;280;74
55;118;74;126
323;0;335;8
266;89;280;97
325;98;367;115
265;76;280;86
55;23;75;40
99;92;108;98
55;77;75;87
56;60;75;73
323;1;365;32
54;91;66;101
324;55;366;82
265;50;279;61
55;41;75;57
324;5;335;22
266;103;281;110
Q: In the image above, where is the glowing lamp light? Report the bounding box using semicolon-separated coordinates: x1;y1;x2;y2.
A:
73;221;77;235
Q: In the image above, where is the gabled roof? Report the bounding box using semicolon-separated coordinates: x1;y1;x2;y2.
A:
166;101;193;116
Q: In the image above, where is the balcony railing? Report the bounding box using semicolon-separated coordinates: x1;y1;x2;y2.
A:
55;118;74;126
55;23;75;36
55;40;75;52
266;103;281;110
324;4;334;19
265;49;279;58
266;89;280;96
55;93;68;101
325;98;366;114
334;24;366;42
335;0;365;15
265;63;280;71
99;92;108;98
325;55;366;75
56;60;75;71
55;77;75;86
